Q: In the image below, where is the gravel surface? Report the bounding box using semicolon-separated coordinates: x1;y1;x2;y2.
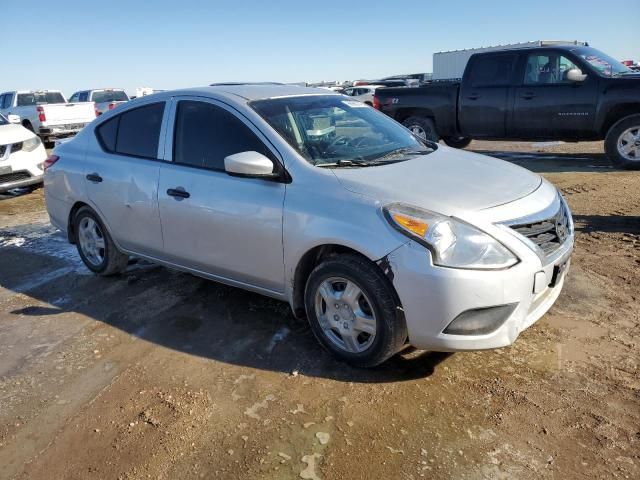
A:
0;141;638;479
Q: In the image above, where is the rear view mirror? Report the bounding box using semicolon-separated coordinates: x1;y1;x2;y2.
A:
224;151;275;178
566;68;587;82
7;114;20;124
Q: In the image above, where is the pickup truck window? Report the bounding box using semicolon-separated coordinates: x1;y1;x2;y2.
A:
79;92;89;102
17;92;65;106
251;95;431;166
468;54;517;87
92;90;129;103
576;47;631;77
524;54;579;85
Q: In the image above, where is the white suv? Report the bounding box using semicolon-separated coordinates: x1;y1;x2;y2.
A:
44;84;573;367
0;113;47;193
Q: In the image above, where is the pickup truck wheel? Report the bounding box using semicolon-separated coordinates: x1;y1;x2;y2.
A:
605;114;640;170
22;121;34;133
402;116;439;142
304;254;407;368
74;207;129;276
443;136;472;149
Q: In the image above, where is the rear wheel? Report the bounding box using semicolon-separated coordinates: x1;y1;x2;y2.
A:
443;136;472;149
402;116;439;142
74;207;129;276
304;254;407;367
605;114;640;170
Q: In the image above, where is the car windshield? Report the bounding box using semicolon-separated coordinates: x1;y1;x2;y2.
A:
576;47;632;77
0;113;7;126
251;95;433;166
92;90;129;103
17;92;66;106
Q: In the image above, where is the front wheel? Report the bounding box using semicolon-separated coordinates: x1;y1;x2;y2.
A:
304;254;407;367
402;116;439;142
443;136;472;149
604;114;640;170
74;207;129;276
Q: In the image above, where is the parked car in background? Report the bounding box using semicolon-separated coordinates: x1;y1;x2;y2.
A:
375;44;640;169
342;85;383;105
0;112;47;193
69;88;130;116
0;90;96;146
45;84;573;367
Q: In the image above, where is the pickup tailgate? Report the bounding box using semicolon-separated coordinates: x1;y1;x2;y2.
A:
41;102;95;125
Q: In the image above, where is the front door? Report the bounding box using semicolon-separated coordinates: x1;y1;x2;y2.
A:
511;52;598;139
157;98;286;293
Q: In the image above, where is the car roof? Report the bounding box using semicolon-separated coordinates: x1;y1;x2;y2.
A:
151;84;340;102
475;44;591;56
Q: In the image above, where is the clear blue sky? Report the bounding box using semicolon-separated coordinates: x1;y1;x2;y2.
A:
3;0;638;96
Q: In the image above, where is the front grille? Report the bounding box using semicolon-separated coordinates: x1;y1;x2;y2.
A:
0;171;31;183
11;142;22;153
0;142;23;158
509;200;571;256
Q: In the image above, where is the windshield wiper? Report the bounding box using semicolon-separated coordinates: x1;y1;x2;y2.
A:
315;159;372;168
374;147;430;162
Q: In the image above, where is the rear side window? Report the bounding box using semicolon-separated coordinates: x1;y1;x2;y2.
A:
96;102;165;159
79;92;89;102
173;100;272;171
468;54;517;87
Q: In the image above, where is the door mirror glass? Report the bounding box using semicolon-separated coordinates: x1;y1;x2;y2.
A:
7;114;20;124
224;151;275;178
566;68;587;82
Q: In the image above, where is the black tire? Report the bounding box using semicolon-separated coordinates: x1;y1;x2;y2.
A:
73;206;129;276
443;136;472;149
402;116;439;142
22;121;34;133
304;254;407;367
604;114;640;170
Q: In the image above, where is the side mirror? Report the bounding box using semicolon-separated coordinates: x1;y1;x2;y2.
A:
566;68;587;82
224;151;276;178
7;114;20;124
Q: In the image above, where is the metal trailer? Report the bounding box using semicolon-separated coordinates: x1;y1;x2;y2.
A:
432;40;589;81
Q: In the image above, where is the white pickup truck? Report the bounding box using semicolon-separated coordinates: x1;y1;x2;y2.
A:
0;90;96;145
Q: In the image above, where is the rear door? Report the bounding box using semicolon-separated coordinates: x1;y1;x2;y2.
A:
157;96;286;293
84;101;167;257
458;53;518;137
511;51;598;138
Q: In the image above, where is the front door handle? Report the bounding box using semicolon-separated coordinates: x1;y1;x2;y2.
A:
167;188;190;199
467;94;480;100
521;92;535;100
86;173;102;183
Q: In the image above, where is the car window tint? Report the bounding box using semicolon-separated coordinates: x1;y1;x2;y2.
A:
96;115;119;152
69;93;80;103
173;100;272;171
115;102;165;159
469;54;517;87
0;95;6;109
524;54;580;85
79;92;89;102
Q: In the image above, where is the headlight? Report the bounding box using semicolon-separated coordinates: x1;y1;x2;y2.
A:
22;136;42;152
383;203;518;270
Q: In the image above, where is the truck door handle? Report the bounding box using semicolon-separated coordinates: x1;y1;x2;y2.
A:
167;188;190;199
521;92;535;100
467;94;480;100
86;173;103;183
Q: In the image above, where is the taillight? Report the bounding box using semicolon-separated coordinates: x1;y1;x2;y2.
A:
95;107;100;117
44;154;59;170
373;96;380;110
37;106;46;122
108;103;116;110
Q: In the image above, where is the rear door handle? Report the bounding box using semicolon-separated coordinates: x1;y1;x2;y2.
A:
86;173;102;183
521;92;535;100
467;94;480;100
167;188;190;199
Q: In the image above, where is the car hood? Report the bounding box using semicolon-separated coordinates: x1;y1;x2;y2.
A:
0;123;35;145
331;145;542;215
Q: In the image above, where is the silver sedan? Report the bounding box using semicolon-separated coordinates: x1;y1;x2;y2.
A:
44;84;573;367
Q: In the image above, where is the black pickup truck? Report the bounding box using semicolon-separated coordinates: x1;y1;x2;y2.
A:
374;45;640;169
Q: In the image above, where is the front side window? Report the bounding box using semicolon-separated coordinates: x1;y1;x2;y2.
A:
95;102;165;158
469;54;517;87
79;92;89;102
524;54;580;85
173;100;272;171
251;95;433;167
17;92;65;106
69;92;80;103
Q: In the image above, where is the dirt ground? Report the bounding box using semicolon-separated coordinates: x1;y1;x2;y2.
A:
0;141;638;480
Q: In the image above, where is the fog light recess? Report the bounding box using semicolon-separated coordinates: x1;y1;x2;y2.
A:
443;303;518;336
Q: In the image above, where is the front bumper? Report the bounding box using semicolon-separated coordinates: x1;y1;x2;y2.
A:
0;145;46;193
387;235;573;352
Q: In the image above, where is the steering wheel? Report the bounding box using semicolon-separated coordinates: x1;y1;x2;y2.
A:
327;135;351;149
